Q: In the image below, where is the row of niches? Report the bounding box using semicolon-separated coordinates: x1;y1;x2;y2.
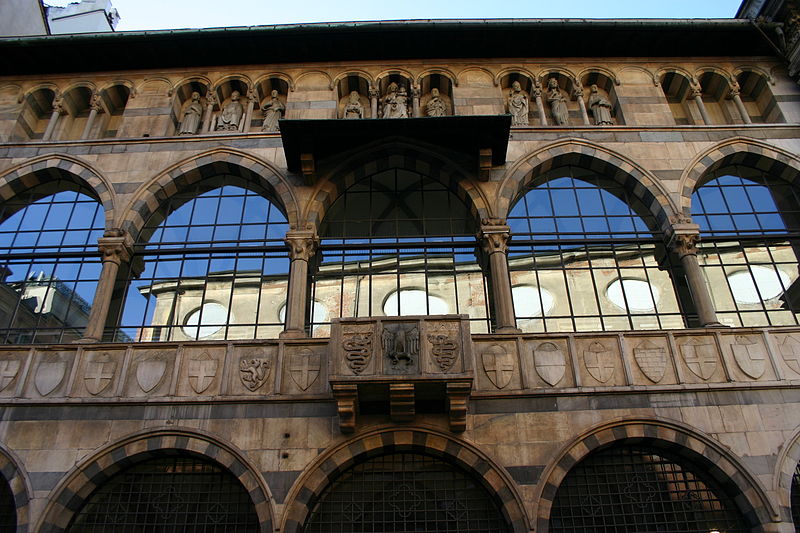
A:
6;67;786;142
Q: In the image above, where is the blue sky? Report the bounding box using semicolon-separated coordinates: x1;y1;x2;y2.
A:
44;0;744;31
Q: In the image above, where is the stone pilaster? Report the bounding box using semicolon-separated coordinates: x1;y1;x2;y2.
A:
479;218;519;333
281;228;319;339
80;229;134;342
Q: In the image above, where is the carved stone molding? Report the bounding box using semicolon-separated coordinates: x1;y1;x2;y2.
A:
666;218;701;258
390;383;415;422
478;222;511;255
90;93;103;112
332;383;358;434
446;381;471;432
284;230;319;261
670;233;700;257
98;230;134;265
52;96;65;114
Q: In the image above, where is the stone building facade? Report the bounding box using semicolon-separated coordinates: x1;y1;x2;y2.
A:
1;12;800;533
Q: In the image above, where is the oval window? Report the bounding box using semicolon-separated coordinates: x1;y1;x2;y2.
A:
512;285;554;317
728;266;789;304
383;290;449;316
607;279;659;312
183;303;229;339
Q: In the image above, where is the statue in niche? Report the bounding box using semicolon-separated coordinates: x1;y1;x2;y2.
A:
547;78;569;126
261;89;285;132
382;82;408;118
178;91;203;135
426;88;447;117
344;91;364;119
216;90;243;131
588;84;613;125
507;81;529;126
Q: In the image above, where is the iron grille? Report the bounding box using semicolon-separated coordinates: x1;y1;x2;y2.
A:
0;476;15;530
549;446;750;533
791;461;800;531
67;456;259;532
303;452;511;533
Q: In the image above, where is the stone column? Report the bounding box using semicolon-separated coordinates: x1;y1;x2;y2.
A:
667;219;722;327
80;230;134;342
574;82;590;125
281;228;319;339
729;81;752;124
202;90;217;133
242;89;256;133
81;93;103;140
369;85;379;119
479;219;520;333
532;80;547;126
411;84;421;117
42;96;64;141
690;81;712;125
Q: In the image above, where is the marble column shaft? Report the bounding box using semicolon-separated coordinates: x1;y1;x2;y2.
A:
282;229;319;338
81;232;134;342
42;98;63;141
479;221;519;333
670;228;721;327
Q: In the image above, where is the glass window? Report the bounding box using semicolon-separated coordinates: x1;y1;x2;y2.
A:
692;167;800;327
0;182;103;343
113;180;289;341
550;445;750;533
312;169;489;336
508;167;685;332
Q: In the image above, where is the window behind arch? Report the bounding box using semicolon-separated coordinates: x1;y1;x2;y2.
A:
0;181;103;343
312;168;490;336
303;451;511;533
507;167;686;332
692;167;800;327
67;455;259;530
113;181;289;341
549;445;750;533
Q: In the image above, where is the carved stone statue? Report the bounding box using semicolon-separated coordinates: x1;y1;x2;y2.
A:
588;84;613;125
547;78;569;126
507;81;529;126
382;82;408;118
426;88;447;117
344;91;364;119
261;89;285;132
216;90;243;131
178;92;203;135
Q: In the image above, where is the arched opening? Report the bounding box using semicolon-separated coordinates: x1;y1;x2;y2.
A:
420;73;454;117
256;77;289;130
541;72;579;126
171;80;209;136
791;461;800;529
507;165;687;332
549;444;751;533
0;474;16;530
57;85;94;140
97;83;131;138
580;71;623;125
112;176;289;342
66;453;259;530
500;72;533;126
312;166;488;336
213;78;249;132
0;178;103;343
336;74;371;119
737;70;785;124
302;451;511;533
659;71;695;125
14;87;55;141
698;71;738;124
691;164;800;327
377;74;413;118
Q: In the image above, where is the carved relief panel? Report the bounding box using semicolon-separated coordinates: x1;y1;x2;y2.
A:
771;332;800;378
674;335;724;383
524;339;574;389
74;349;126;398
624;336;677;386
124;349;176;397
720;334;775;381
24;349;75;398
574;337;625;386
0;350;28;398
177;347;225;397
475;341;521;391
281;344;327;395
229;345;277;395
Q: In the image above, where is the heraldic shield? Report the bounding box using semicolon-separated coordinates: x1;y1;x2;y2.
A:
584;341;614;383
633;340;667;383
136;352;167;393
188;351;218;394
533;342;565;386
731;335;766;379
780;335;800;375
0;357;20;392
681;338;717;380
84;352;117;395
35;354;67;396
482;344;515;389
290;348;320;391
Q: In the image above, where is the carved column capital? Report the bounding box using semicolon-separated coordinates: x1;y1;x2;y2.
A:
411;84;421;98
90;93;103;113
728;79;741;99
205;90;218;107
666;215;701;257
690;80;703;98
368;85;379;99
531;83;542;98
285;229;319;261
97;229;134;265
572;81;584;98
478;218;511;255
52;96;65;114
670;233;700;257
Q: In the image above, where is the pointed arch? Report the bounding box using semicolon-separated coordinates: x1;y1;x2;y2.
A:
533;418;778;532
0;154;115;228
118;148;299;239
281;426;529;533
678;137;800;214
497;138;677;228
36;427;275;533
303;139;493;228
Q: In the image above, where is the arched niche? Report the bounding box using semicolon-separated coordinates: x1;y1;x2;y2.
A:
737;70;785;124
171;80;209;136
335;74;371;119
420;73;454;117
541;72;579;126
57;85;94;140
376;73;413;118
96;83;131;138
14;87;56;141
698;70;738;124
255;77;290;130
581;71;624;125
499;72;534;125
659;71;695;125
213;78;249;132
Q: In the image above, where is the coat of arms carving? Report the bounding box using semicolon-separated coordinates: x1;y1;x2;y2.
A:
84;352;117;395
731;335;766;379
239;357;271;391
584;341;614;383
35;353;67;397
136;352;167;393
0;357;21;392
428;332;459;373
188;351;218;394
290;348;320;391
343;332;373;375
482;344;515;389
780;335;800;375
382;323;419;373
633;340;667;383
681;337;717;380
533;342;565;386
